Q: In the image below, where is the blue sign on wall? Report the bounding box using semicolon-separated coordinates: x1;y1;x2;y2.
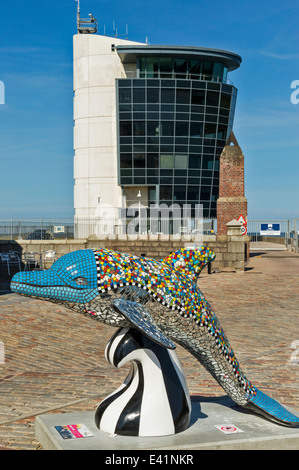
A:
260;224;281;236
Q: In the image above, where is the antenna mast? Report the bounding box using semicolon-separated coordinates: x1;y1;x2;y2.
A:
113;21;128;39
75;0;98;34
76;0;80;28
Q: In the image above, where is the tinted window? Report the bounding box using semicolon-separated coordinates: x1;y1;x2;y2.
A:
175;121;189;136
174;186;186;200
147;88;160;103
161;121;174;136
189;154;201;169
159;57;172;77
161;154;174;168
220;93;231;109
120;153;132;168
133;121;145;136
161;88;175;103
202;61;213;77
204;123;217;138
133;88;145;103
120;122;132;136
202;155;214;169
176;88;190;104
191;89;205;105
189;60;201;77
201;187;211;200
160;185;173;200
187;187;199;200
147;121;160;136
174;58;187;78
213;62;224;80
206;91;219;107
147;153;159;168
190;122;203;137
119;88;131;103
174;154;188;169
134;153;146;168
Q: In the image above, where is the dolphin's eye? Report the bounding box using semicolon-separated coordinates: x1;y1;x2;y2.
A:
74;277;88;286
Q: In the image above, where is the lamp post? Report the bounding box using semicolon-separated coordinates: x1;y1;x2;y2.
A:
137;190;141;235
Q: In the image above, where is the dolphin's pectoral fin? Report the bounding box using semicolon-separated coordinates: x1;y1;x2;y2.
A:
112;299;176;350
245;389;299;427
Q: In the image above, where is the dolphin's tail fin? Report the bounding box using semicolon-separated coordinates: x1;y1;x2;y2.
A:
245;389;299;427
161;247;215;279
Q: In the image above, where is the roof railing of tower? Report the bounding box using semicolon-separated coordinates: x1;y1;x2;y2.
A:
76;0;98;34
77;15;98;34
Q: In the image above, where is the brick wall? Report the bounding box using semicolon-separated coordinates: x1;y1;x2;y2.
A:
217;198;248;235
219;149;245;198
217;132;248;236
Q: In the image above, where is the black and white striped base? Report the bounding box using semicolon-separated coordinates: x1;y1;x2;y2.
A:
95;327;191;437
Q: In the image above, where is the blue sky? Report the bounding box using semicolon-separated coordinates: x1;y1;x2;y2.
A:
0;0;298;219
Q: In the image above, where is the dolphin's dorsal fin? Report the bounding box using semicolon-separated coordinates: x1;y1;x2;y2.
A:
161;247;215;279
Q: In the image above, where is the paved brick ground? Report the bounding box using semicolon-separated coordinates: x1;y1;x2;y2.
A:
0;250;298;450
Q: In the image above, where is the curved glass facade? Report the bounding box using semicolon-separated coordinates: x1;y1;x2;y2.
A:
117;56;238;218
139;57;228;83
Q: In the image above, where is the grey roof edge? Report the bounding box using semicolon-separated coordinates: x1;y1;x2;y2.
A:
116;45;242;71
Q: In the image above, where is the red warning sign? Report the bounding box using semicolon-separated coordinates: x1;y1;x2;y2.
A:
237;215;246;224
214;424;244;434
237;215;247;235
221;425;237;433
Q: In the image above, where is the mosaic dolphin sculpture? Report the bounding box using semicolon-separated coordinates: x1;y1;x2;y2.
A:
11;247;299;427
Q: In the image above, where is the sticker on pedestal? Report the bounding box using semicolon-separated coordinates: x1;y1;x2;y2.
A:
55;424;94;439
214;424;244;434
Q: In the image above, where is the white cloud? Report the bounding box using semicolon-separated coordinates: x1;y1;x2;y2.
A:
235;100;299;131
259;26;299;60
260;50;299;60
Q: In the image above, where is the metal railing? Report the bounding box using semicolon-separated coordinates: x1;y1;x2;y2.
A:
0;218;74;240
74;217;216;238
247;219;299;252
0;217;216;240
122;70;234;86
1;218;297;251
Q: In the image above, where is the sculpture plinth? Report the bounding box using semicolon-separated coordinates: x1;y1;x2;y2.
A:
95;327;191;437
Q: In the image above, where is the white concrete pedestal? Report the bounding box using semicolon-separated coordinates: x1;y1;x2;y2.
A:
35;396;299;450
